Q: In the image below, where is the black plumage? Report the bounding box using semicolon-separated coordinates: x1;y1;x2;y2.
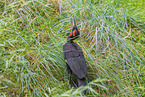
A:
63;42;87;79
63;17;87;94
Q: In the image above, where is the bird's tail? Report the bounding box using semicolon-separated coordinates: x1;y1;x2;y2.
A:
77;78;86;95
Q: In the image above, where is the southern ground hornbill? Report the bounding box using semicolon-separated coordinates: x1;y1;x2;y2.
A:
63;17;87;94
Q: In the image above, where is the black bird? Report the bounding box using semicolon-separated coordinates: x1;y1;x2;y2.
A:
63;17;87;94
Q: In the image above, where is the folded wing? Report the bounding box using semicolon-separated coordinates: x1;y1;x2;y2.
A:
63;42;87;79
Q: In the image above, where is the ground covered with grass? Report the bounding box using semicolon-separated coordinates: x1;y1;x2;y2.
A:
0;0;145;96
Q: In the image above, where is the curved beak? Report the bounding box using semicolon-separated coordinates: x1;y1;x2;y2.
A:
71;16;77;28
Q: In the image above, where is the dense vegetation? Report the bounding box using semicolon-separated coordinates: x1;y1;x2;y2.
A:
0;0;144;96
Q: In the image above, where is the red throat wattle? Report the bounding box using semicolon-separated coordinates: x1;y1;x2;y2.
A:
69;30;76;37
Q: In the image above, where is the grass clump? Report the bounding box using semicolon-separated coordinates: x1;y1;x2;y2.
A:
0;0;144;96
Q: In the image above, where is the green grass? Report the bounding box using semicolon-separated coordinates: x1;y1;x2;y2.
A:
0;0;145;96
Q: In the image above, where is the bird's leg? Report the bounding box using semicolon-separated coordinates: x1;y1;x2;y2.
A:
68;73;72;88
69;73;78;88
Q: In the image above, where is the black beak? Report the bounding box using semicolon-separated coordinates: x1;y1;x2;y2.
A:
71;16;77;28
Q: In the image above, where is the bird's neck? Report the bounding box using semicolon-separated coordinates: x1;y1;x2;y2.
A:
68;40;74;43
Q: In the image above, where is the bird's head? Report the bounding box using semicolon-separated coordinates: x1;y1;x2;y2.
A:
67;17;79;42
